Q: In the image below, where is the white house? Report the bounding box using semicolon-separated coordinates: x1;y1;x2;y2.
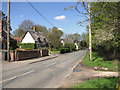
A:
74;40;79;50
60;39;65;46
21;27;48;48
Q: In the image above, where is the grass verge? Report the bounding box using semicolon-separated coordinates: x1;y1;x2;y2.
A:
72;77;118;88
82;52;118;71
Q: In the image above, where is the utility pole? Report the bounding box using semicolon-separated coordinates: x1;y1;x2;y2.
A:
88;1;92;61
7;0;10;62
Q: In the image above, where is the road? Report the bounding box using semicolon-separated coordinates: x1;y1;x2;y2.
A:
2;50;86;88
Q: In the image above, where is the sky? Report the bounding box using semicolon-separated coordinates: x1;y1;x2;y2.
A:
2;2;88;35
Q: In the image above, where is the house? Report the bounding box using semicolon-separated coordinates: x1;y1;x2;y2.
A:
0;19;14;50
0;18;17;61
21;27;48;49
14;37;22;43
60;38;65;46
74;40;79;50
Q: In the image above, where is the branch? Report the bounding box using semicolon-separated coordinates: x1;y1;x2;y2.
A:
75;2;88;15
82;2;88;13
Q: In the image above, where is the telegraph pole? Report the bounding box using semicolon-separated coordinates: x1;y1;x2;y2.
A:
7;0;10;62
88;1;92;61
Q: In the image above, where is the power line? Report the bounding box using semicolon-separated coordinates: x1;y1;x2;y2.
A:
26;0;55;27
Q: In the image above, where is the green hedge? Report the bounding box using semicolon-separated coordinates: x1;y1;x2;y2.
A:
60;48;70;54
21;43;35;50
64;43;76;52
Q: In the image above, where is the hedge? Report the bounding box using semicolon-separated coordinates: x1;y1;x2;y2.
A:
60;48;70;54
64;43;76;52
21;43;35;50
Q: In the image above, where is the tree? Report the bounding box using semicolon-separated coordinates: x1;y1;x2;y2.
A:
90;2;120;59
48;27;63;49
13;28;25;37
18;20;34;31
35;25;48;37
64;33;82;44
64;34;74;44
13;20;34;37
65;2;92;60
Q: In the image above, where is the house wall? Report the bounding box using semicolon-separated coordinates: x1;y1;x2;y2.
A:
21;32;35;43
75;43;79;50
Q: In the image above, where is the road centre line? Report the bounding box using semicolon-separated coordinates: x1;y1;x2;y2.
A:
45;53;79;68
1;51;82;84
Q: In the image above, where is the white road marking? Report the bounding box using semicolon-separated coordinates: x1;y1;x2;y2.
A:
45;53;78;68
0;70;35;83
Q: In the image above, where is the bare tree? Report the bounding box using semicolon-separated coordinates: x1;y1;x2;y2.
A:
13;20;34;37
65;1;92;60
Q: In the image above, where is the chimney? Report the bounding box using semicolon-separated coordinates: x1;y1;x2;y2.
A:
33;26;36;31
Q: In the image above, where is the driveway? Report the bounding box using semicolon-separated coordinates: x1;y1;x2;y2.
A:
2;50;86;88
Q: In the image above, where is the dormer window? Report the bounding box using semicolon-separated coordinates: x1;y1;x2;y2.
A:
44;38;46;42
37;38;40;42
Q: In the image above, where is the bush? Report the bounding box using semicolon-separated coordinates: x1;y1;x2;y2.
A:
60;48;69;54
64;43;76;52
25;48;32;50
21;43;35;50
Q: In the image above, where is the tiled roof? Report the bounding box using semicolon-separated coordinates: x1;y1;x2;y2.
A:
14;37;22;42
27;29;47;42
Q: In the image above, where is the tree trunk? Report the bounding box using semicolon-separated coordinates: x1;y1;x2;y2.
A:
88;1;92;61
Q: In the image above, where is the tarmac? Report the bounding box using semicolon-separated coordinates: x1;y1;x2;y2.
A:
2;54;59;71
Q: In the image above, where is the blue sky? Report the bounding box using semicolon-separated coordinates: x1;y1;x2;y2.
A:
2;2;87;35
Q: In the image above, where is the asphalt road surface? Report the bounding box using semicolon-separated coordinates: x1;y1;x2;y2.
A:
2;50;86;88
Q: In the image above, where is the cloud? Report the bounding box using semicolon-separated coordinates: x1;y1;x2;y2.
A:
20;14;24;18
54;15;65;20
58;28;63;31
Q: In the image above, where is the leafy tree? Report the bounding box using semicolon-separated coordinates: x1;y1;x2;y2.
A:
90;2;120;59
48;27;63;49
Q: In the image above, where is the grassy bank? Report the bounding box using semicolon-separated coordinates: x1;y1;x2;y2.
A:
72;77;118;88
82;52;118;71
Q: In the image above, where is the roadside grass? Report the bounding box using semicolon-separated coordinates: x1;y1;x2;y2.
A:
72;77;118;88
82;52;118;71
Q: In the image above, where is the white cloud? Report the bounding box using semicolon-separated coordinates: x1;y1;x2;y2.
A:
58;28;63;31
20;14;24;18
54;15;65;20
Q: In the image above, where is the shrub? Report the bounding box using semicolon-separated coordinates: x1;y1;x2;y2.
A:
60;48;69;54
21;43;35;50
